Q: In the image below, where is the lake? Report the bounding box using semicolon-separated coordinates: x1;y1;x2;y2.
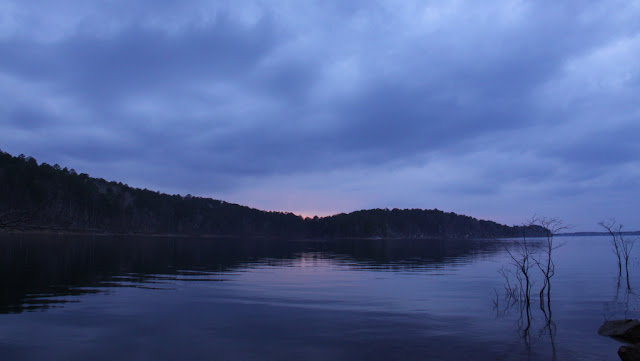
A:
0;234;636;360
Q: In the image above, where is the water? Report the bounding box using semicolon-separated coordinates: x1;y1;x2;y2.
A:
0;234;637;360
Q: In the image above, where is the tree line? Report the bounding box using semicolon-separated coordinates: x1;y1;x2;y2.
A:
0;150;545;239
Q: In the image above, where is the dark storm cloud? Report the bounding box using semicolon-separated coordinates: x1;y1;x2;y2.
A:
5;105;52;130
548;127;640;167
1;0;639;228
0;16;278;104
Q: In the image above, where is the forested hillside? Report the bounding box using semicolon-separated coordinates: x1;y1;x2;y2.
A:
0;150;544;239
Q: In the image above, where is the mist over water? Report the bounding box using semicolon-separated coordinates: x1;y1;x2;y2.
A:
0;234;636;360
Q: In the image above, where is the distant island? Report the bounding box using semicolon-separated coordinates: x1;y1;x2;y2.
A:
0;150;546;239
556;231;640;237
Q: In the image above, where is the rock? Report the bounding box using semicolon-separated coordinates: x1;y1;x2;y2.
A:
599;319;640;343
619;344;640;361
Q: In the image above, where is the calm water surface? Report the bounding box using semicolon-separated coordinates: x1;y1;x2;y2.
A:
0;234;637;360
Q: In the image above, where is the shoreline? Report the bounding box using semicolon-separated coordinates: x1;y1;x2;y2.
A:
0;229;507;241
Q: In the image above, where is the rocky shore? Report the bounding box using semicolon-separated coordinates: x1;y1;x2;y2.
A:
599;319;640;361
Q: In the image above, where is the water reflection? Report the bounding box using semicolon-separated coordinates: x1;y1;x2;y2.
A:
603;282;640;321
0;234;633;360
0;233;503;313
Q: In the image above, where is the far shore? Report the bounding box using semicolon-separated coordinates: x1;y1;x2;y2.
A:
1;228;259;239
0;229;514;241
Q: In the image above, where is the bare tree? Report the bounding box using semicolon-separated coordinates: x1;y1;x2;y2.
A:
534;217;569;316
500;217;540;337
497;265;521;307
599;218;623;277
617;229;636;291
494;216;569;360
599;219;636;290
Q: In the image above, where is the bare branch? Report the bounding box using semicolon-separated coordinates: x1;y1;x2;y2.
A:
599;218;624;278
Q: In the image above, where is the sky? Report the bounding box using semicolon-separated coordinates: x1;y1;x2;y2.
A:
1;0;639;231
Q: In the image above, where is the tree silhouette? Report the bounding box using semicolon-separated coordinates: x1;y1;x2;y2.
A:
599;219;636;290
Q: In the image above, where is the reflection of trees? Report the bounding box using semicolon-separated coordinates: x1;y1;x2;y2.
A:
598;219;638;338
493;217;567;360
600;268;640;360
493;269;558;360
0;234;502;314
495;219;539;343
538;316;557;361
600;219;636;291
603;280;640;321
534;218;568;321
0;234;296;313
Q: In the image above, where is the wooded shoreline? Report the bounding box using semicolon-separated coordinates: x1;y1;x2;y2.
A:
1;150;547;239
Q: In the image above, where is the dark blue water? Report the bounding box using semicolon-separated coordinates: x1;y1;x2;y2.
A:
0;234;636;360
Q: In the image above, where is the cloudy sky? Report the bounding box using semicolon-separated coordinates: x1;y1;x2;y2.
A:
1;1;639;230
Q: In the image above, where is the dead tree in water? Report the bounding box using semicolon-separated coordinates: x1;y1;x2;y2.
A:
618;231;635;290
494;216;568;359
599;219;636;290
501;218;540;337
534;217;569;317
600;219;623;277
